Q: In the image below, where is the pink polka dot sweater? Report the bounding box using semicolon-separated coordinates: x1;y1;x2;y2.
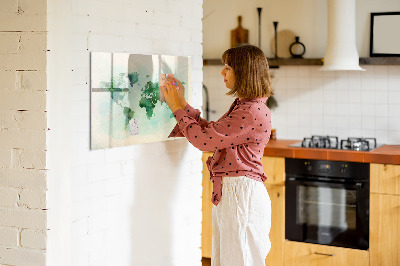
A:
169;97;271;206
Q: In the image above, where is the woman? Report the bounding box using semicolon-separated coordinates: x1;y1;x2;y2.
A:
161;44;273;266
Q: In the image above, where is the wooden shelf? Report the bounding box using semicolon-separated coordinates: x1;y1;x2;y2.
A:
203;57;400;67
359;57;400;65
203;58;323;67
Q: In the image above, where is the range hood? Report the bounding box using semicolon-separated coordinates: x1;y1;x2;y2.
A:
320;0;365;71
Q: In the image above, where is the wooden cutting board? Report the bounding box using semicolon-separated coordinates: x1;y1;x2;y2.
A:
231;16;249;48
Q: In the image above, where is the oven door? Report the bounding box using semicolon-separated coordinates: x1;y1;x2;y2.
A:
285;177;369;250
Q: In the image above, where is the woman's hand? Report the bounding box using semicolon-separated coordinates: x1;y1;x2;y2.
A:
173;77;187;108
160;76;184;113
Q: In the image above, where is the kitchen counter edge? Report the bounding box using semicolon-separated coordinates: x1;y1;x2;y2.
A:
263;139;400;165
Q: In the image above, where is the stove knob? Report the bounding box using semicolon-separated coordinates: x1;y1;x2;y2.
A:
305;162;312;171
340;164;347;174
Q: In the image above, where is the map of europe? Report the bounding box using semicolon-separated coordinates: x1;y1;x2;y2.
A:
90;53;191;149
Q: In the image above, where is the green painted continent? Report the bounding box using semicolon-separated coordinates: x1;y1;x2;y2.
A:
139;81;160;119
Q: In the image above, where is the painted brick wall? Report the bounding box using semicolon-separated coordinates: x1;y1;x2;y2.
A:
46;0;203;266
0;0;48;265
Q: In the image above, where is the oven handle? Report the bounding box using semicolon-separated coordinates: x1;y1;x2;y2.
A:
286;177;364;189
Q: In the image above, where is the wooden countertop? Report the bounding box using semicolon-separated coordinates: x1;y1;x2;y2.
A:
263;139;400;165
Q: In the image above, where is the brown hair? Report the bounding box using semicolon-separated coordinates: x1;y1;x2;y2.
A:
221;44;273;99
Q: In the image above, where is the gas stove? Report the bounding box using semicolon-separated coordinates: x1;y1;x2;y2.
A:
289;135;381;151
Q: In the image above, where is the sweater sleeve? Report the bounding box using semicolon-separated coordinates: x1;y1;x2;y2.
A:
168;103;210;138
172;106;257;152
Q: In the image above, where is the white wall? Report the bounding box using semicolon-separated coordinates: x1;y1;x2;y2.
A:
203;0;400;58
203;0;400;145
47;0;203;266
0;0;48;265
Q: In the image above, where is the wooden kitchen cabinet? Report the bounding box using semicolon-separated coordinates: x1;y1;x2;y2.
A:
370;163;400;266
262;156;285;266
264;184;285;266
202;152;213;258
284;241;369;266
370;163;400;195
201;154;286;266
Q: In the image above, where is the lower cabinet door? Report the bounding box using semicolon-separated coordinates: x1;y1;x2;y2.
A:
284;241;369;266
370;193;400;266
264;184;284;266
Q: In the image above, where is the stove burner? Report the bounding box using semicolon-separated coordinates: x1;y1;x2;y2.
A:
295;136;378;151
301;135;339;149
340;137;377;151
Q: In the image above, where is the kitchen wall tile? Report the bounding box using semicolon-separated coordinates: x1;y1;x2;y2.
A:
311;114;324;128
323;103;336;115
388;91;400;104
388;104;400;117
324;127;337;135
387;65;400;76
273;75;286;90
375;104;389;117
348;90;362;103
361;104;375;116
323;115;336;129
311;102;324;114
296;127;312;138
298;77;311;89
374;77;388;91
298;102;312;114
336;128;349;140
374;130;389;144
310;77;324;89
336;103;349;116
285;66;298;77
311;127;325;136
361;74;374;91
361;90;374;103
311;86;323;101
348;103;362;116
203;65;399;144
336;115;348;128
374;90;388;104
362;65;375;74
348;71;362;90
336;90;349;103
323;86;336;103
374;117;389;130
298;67;311;78
374;65;388;77
388;117;400;131
310;66;323;77
349;128;362;137
286;77;299;89
388;75;400;91
349;116;362;129
287;113;300;127
388;131;400;143
362;116;375;130
286;126;301;139
335;72;349;90
362;129;375;138
322;70;335;78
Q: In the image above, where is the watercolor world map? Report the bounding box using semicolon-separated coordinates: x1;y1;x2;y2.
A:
90;52;191;149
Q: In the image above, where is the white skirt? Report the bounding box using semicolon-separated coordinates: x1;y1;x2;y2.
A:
212;176;271;266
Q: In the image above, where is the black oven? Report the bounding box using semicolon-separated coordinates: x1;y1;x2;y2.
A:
285;158;369;250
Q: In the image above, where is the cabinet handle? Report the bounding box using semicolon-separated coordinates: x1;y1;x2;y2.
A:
314;252;335;257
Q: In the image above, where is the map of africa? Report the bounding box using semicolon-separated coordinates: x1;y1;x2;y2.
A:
90;52;191;149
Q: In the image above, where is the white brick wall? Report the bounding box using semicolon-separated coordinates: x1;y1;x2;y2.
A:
0;0;48;265
47;1;203;266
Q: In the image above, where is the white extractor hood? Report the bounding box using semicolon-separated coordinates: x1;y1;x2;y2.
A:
320;0;365;71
